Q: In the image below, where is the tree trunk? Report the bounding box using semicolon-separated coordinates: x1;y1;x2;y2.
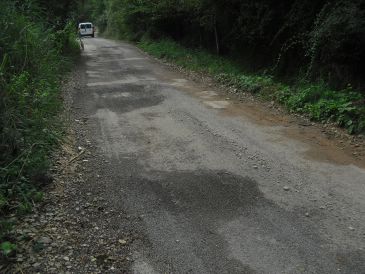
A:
213;16;220;55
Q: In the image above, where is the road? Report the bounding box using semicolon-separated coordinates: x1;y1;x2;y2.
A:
73;37;365;273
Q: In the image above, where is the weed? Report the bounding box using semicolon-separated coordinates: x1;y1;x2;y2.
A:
0;241;16;256
0;0;79;249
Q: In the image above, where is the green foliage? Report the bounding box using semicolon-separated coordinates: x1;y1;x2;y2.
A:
140;38;365;134
139;39;242;74
216;74;274;94
306;1;365;82
276;84;365;133
0;0;79;249
0;241;16;256
56;21;82;57
0;220;13;239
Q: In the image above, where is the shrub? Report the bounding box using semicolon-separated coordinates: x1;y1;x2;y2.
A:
0;0;79;253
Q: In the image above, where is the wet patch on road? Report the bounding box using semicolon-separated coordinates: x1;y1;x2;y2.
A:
144;171;261;217
91;84;164;114
115;169;365;274
107;165;259;273
281;126;365;169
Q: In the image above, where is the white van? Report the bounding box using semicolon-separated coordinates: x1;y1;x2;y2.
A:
78;22;95;37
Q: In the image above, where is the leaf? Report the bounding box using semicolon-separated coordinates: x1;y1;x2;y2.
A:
0;241;16;256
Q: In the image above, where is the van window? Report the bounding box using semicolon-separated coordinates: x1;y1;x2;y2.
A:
80;24;92;29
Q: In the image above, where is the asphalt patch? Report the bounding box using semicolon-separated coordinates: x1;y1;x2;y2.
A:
92;84;164;114
116;169;365;274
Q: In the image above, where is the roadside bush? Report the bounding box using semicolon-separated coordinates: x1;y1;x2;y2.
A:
0;0;79;257
276;84;365;133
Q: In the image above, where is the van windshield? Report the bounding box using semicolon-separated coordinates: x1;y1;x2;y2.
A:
80;24;92;29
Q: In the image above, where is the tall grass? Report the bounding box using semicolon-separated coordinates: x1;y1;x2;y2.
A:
0;1;79;257
139;39;365;134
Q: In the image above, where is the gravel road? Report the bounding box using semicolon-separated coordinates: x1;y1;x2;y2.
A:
37;37;365;273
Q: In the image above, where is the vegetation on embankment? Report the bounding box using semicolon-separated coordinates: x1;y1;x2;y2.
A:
139;39;365;133
0;0;80;259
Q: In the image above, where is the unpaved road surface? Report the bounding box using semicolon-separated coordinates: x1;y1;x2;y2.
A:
35;37;365;273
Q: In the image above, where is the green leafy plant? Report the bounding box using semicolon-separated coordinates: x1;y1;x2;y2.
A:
0;241;16;256
0;0;79;250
